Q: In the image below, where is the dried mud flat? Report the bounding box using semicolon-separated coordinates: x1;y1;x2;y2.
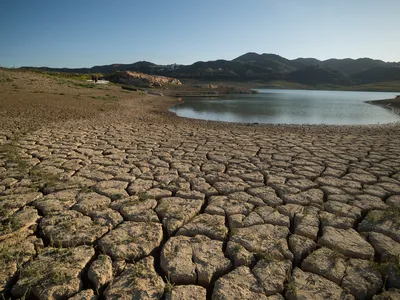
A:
1;69;400;299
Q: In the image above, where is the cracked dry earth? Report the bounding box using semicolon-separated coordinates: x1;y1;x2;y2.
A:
1;73;400;300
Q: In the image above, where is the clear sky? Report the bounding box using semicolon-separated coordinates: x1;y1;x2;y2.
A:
1;0;399;68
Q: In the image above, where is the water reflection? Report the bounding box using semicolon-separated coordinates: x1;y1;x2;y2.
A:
169;89;400;125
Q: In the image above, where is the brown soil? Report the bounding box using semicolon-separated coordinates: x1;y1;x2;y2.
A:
1;68;399;136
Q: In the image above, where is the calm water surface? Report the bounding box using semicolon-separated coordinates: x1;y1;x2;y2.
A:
169;89;400;125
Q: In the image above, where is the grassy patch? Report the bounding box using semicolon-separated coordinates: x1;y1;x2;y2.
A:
164;276;175;294
127;260;147;288
231;243;241;253
0;215;22;234
0;137;30;178
285;280;297;295
138;192;149;201
365;207;400;225
29;167;61;191
0;136;65;192
19;261;73;288
0;73;13;83
90;94;118;101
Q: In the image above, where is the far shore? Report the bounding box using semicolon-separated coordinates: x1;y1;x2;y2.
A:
366;97;400;116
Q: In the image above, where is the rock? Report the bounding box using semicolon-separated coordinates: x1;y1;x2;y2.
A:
78;169;114;181
177;213;227;241
247;186;283;207
190;178;218;197
386;195;400;208
205;195;254;216
40;210;108;247
358;209;400;243
175;190;205;200
212;266;269;300
145;188;172;199
277;204;304;220
72;192;111;215
318;227;375;260
315;176;361;190
0;192;42;212
294;211;320;240
160;235;196;284
93;180;129;200
252;259;292;295
230;224;293;261
88;254;113;291
155;197;204;235
212;181;250;195
98;221;162;261
225;241;255;267
116;70;181;87
161;235;231;286
368;232;400;262
0;232;39;292
285;268;354;300
301;247;346;284
89;208;123;229
288;234;317;266
12;246;94;299
68;289;98;300
0;206;40;236
253;206;290;227
33;189;79;215
352;194;388;212
104;256;165;300
127;179;154;195
286;178;318;191
342;172;377;184
283;188;324;207
118;197;159;222
165;285;207;300
372;289;400;299
324;201;362;220
341;258;383;300
319;211;354;229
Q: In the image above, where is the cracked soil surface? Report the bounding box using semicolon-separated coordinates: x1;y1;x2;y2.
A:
1;69;400;299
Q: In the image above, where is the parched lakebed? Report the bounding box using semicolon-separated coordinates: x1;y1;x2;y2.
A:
1;70;400;299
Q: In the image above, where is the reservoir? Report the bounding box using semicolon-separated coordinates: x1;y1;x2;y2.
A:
169;89;400;125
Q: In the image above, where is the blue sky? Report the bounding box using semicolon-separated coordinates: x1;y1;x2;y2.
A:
1;0;399;67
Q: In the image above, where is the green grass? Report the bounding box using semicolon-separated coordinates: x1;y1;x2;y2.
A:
0;215;22;234
231;243;241;253
138;192;149;201
90;94;118;101
164;276;175;294
127;261;147;288
29;167;61;191
285;280;297;295
40;71;96;82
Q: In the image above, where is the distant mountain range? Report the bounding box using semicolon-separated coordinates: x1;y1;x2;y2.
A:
22;52;400;86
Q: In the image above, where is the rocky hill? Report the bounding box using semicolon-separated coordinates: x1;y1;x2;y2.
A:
108;71;181;87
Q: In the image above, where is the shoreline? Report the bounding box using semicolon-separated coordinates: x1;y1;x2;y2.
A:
164;94;400;129
366;98;400;116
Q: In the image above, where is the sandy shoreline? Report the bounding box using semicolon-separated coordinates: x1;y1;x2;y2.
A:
1;69;400;299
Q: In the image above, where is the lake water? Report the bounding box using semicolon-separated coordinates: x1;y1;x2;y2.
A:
169;89;400;125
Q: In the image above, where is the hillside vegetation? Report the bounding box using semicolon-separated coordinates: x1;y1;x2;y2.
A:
21;52;400;90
